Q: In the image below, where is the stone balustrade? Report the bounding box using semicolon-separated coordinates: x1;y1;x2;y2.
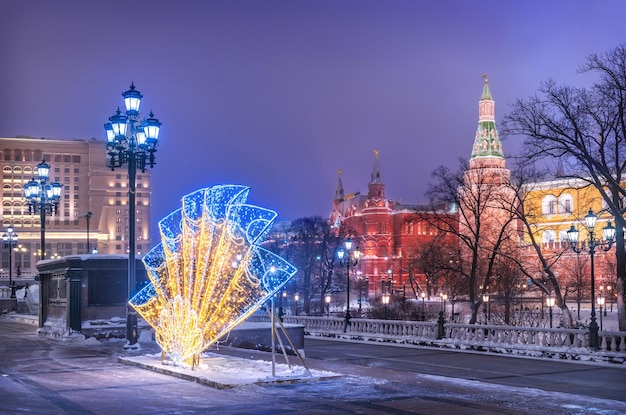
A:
0;286;13;299
254;315;626;364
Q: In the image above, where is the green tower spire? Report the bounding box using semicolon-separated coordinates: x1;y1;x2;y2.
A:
470;75;504;160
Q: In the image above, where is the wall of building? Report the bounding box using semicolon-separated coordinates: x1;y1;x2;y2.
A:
0;136;152;280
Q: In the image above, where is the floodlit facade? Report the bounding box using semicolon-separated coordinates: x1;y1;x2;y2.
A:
0;136;152;279
329;150;458;299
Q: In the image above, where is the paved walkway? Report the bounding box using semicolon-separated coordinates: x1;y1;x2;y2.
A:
1;317;625;414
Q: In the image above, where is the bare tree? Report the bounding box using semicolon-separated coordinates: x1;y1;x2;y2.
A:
502;44;626;330
426;158;518;324
287;216;338;315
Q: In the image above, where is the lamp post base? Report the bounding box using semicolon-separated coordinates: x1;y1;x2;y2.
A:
124;310;140;350
589;320;600;349
10;283;16;299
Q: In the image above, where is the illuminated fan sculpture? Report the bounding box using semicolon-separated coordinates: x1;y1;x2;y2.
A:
130;185;296;366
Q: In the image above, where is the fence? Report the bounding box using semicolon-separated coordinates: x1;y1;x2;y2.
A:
251;315;626;364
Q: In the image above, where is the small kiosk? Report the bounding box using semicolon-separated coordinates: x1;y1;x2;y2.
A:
36;255;147;338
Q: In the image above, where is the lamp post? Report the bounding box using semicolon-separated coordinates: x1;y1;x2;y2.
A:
279;290;286;321
104;83;161;348
546;294;556;328
294;293;300;316
77;212;93;254
607;284;613;313
24;160;62;264
567;209;615;349
15;244;26;278
337;238;360;332
325;294;331;317
441;293;448;315
482;293;490;323
2;227;18;298
597;293;605;331
421;291;426;321
382;291;390;320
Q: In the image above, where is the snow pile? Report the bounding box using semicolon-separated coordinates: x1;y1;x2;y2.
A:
121;352;342;389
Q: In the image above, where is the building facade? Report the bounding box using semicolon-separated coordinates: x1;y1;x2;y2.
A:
329;76;619;306
329;150;458;300
0;136;152;280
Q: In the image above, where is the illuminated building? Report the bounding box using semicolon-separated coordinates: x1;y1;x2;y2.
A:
329;150;458;299
0;136;152;279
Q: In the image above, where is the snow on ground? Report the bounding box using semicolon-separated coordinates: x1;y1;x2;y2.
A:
121;352;342;388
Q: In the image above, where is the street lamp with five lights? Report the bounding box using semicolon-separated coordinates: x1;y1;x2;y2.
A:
567;209;615;349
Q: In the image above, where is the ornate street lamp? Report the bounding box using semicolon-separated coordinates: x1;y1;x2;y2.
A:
2;227;18;298
77;212;93;254
382;290;390;320
482;293;490;322
294;293;300;316
420;291;426;321
24;160;62;263
105;83;162;348
546;294;556;328
337;238;360;332
567;209;615;349
596;293;605;331
325;294;331;317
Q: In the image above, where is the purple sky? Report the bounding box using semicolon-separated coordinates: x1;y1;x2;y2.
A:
1;1;625;236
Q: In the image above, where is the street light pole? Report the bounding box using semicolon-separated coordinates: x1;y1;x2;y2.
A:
597;293;605;331
382;290;390;319
78;212;93;254
105;83;161;348
567;209;615;349
546;294;555;328
325;294;331;317
2;227;18;298
24;161;62;264
482;293;490;323
337;238;360;332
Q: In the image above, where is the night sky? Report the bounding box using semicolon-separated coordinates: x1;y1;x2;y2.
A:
1;1;625;239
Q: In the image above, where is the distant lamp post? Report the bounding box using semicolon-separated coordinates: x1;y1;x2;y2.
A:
294;293;300;316
382;291;390;320
441;293;448;314
2;227;18;298
482;293;490;322
337;238;361;332
105;83;161;348
325;294;331;317
421;291;426;321
24;161;62;265
607;284;613;313
567;209;615;349
546;294;556;328
15;244;26;278
597;293;605;331
77;212;93;254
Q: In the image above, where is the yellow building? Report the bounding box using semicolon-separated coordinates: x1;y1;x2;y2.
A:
0;136;152;280
523;178;613;247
